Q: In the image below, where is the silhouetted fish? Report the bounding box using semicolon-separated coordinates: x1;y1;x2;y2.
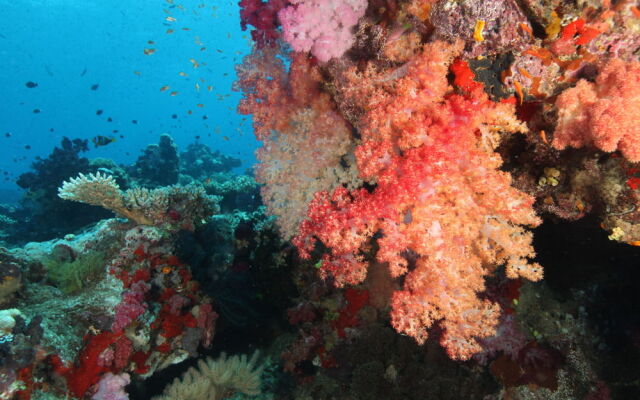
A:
91;84;99;90
92;135;116;148
25;81;38;88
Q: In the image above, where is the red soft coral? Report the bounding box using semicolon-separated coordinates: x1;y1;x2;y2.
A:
552;58;640;161
239;0;289;48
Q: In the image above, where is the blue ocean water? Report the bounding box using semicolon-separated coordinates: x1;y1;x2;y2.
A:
0;0;255;203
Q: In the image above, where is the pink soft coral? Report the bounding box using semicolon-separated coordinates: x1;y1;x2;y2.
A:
111;280;149;332
552;58;640;161
91;373;129;400
278;0;367;62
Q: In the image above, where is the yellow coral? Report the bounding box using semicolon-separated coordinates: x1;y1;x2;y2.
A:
152;351;263;400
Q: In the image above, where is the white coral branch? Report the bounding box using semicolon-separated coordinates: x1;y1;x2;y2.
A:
58;172;124;209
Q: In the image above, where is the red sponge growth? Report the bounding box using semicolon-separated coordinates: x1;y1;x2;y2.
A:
66;332;120;398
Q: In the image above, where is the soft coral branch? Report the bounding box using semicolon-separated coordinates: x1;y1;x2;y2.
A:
552;58;640;161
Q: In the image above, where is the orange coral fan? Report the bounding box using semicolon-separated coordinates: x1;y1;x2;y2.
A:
552;58;640;161
295;41;542;360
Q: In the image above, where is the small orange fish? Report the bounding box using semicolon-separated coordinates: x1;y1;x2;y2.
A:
223;136;229;141
166;29;174;34
170;91;178;96
195;83;200;91
189;58;199;68
207;85;213;92
143;48;156;55
160;85;170;92
188;110;193;115
166;16;176;22
540;130;548;144
519;23;533;37
197;103;204;108
182;27;190;31
179;71;188;77
134;71;142;76
513;80;524;105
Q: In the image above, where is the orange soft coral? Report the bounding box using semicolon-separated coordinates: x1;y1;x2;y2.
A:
552;58;640;161
294;41;542;360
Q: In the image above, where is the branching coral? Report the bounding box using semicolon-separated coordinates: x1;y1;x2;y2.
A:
58;172;217;229
152;351;263;400
58;172;146;223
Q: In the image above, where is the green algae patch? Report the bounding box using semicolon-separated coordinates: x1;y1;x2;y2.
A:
45;251;108;294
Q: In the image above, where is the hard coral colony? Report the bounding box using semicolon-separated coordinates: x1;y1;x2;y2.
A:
1;0;639;399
